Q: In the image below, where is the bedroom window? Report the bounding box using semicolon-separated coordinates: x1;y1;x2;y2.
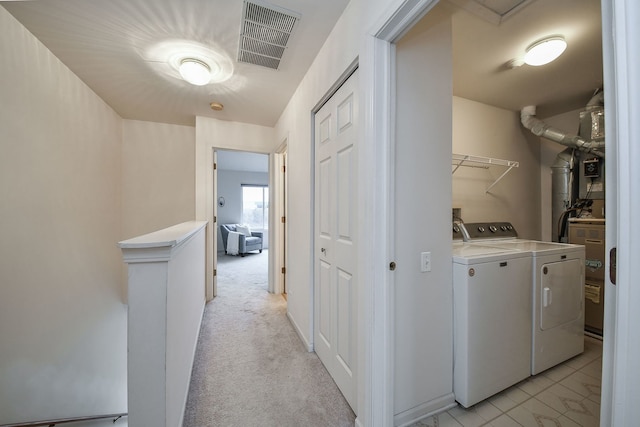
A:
242;185;269;230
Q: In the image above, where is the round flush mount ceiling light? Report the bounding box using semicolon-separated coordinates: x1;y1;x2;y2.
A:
179;58;211;86
210;102;224;111
524;36;567;66
145;40;234;85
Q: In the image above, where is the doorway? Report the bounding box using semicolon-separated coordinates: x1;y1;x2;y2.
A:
215;149;270;295
371;0;635;424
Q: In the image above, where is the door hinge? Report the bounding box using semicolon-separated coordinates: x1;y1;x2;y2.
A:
214;162;217;170
282;165;286;173
281;216;286;223
214;215;217;223
214;269;217;277
281;267;286;274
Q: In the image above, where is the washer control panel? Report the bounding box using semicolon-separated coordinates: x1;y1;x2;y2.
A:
455;222;518;241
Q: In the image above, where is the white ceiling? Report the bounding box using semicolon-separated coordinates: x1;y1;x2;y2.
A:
450;0;603;117
1;0;603;127
1;0;350;127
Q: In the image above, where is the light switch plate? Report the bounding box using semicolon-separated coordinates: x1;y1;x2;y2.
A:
421;252;431;272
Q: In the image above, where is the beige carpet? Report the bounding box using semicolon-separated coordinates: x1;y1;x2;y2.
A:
183;251;356;427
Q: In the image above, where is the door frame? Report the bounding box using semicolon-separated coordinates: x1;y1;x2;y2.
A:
200;145;272;300
364;1;441;424
212;149;218;297
600;0;640;424
270;139;288;295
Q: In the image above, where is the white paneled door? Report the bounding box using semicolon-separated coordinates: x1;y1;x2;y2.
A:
314;69;358;411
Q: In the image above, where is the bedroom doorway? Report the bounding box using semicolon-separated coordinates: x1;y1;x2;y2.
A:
214;149;270;295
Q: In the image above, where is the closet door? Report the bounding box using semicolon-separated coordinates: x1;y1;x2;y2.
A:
313;69;358;411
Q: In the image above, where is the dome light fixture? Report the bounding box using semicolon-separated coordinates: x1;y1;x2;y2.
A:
179;58;211;86
524;36;567;66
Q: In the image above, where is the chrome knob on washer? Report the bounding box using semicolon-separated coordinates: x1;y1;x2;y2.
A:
500;225;507;231
489;225;497;233
477;226;485;232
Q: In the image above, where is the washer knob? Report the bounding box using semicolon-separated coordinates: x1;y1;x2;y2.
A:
506;224;513;230
477;226;485;233
500;225;508;231
489;225;498;233
453;225;460;233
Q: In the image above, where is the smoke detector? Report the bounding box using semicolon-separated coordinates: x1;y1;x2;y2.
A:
237;1;301;70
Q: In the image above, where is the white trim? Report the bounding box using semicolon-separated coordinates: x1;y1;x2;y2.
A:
600;1;616;421
311;58;359;113
212;149;218;298
269;140;288;295
287;311;313;352
365;1;441;425
601;0;640;425
393;395;456;427
362;34;395;427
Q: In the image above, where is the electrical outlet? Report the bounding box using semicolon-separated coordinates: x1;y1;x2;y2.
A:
421;252;431;272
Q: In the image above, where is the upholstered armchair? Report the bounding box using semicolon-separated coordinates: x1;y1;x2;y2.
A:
220;224;263;256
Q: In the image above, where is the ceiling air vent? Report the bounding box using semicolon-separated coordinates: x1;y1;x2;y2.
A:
238;1;301;70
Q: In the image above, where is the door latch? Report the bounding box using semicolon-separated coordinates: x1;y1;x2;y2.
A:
610;247;617;285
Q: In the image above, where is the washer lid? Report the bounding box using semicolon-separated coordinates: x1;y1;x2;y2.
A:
452;243;527;264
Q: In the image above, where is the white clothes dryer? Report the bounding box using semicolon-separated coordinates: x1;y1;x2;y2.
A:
481;239;585;375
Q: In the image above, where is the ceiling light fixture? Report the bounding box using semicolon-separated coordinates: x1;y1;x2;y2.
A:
210;102;224;111
523;36;567;66
179;58;211;86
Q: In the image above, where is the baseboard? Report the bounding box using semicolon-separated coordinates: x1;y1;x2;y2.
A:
287;311;314;352
393;393;456;427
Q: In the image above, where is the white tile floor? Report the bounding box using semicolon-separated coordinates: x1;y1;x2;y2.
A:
411;336;603;427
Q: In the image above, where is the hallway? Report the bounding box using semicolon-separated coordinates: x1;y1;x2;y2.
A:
182;250;602;426
182;251;355;426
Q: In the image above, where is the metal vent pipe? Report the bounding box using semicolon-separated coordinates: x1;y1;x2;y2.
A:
520;90;605;241
520;106;605;158
550;148;574;241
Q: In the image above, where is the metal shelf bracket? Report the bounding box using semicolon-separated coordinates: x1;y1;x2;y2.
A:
452;153;519;193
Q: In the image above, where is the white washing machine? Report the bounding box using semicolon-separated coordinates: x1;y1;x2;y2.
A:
480;239;585;375
452;241;532;408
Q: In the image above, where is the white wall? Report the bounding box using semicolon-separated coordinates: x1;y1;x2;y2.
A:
272;0;361;355
216;170;269;250
0;7;127;425
194;117;275;299
452;97;541;239
122;119;195;240
393;6;456;422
